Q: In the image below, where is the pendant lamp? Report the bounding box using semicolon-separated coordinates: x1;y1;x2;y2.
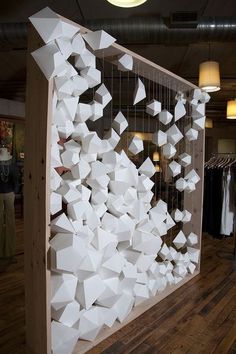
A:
199;61;220;92
153;151;160;161
227;99;236;120
107;0;147;7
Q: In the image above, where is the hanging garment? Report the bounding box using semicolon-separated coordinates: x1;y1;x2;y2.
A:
220;169;235;236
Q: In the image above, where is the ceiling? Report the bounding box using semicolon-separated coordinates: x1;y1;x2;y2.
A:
0;0;236;125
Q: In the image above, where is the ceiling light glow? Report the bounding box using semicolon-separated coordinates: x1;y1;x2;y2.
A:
107;0;147;8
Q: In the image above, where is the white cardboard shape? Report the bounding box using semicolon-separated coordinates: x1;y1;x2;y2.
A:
82;132;102;154
51;300;81;328
146;99;162;116
72;123;89;141
112;111;128;135
89;101;103;121
102;253;125;274
83;30;116;50
95;84;112;108
192;103;205;118
136;272;148;285
92;227;117;251
74;48;96;70
193;116;206;131
102;151;121;170
90;160;108;178
118;53;133;71
51;213;75;234
168;161;181;177
182;210;192;223
51;168;62;191
109;181;130;195
51;125;60;145
191;88;202;101
171;209;183;222
71;32;85;55
179;153;191;167
185;128;198;141
138;174;154;192
173;231;187;249
200;91;211;103
187;262;196;274
51;145;62;168
187;232;198;246
72;75;89;96
133;230;162;255
159;109;173;125
76;274;106;310
71;159;91;180
152;130;167;147
67;200;92;221
78;307;103;341
58;121;74;139
166;124;183;146
133;78;146;105
134;283;149;306
51;320;79;354
112;293;134;323
56;185;80;204
139;157;156;178
97;307;118;328
61;150;80;169
50;192;62;215
138;190;154;204
187;247;200;264
174;100;186;121
185;169;201;184
86;210;102;231
175;177;187;192
54;76;74;99
56;37;73;60
101;213;118;232
173;265;187;278
129;136;144;155
75;103;92;123
165;212;176;230
104;128;120;149
51;273;77;311
96;277;120;308
64;139;81;154
92;203;107;218
159;243;170;260
163;143;177;159
80;67;101;88
91;188;108;204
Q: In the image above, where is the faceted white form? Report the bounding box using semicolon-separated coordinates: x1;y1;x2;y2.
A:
54;76;73;100
138;175;154;192
112;111;128;135
191;88;202;101
134;284;149;306
51;320;79;354
188;262;196;274
95;84;112;108
80;67;101;88
179;153;191;167
50;192;62;215
175;100;186;121
56;37;73;60
71;33;85;55
75;103;92;123
193;116;206;131
185;128;198;141
152;130;167;147
129;136;144;155
64;140;81;154
51;213;75;234
71;160;91;180
187;232;198;246
52;301;81;327
133;78;146;105
83;30;116;50
117;53;133;71
133;231;162;255
166;124;183;146
51;273;77;311
173;231;187;249
74;49;96;70
171;209;183;222
175;177;187;192
173;265;187;278
78;307;103;341
31;41;65;80
159;243;170;260
185;169;200;184
192;103;205;118
112;293;134;323
57;121;74;140
96;277;120;307
163;143;177;159
29;7;79;44
185;182;196;193
61;150;80;169
104;128;120;149
169;161;181;177
72;123;89;141
89;101;103;122
92;227;117;251
175;92;186;104
159;109;173;125
72;75;89;96
50;233;86;273
200;91;211;103
76;274;106;310
139;157;156;178
182;210;192;224
51;168;62;191
187;247;200;264
166;212;176;230
146;99;162;116
82;132;102;154
57;185;80;204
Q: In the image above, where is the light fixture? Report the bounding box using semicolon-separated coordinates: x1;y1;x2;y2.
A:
205;118;213;128
227;99;236;119
153;151;160;161
107;0;147;8
155;164;161;172
199;61;220;92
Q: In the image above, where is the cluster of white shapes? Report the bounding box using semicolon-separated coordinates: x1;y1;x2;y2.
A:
30;7;203;354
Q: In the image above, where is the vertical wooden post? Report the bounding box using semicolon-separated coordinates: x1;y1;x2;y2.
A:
24;26;52;354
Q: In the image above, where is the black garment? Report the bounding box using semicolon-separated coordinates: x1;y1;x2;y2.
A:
0;159;18;194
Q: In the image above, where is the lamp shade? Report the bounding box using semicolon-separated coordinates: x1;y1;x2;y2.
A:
199;61;220;92
205;118;213;128
107;0;147;7
153;151;160;161
227;99;236;120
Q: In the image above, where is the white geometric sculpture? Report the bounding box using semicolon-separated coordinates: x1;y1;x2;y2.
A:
146;99;162;116
50;192;62;215
78;307;103;341
71;33;85;55
75;103;92;123
175;177;187;192
152;130;167;147
182;210;192;224
112;111;128;135
72;75;89;96
187;247;200;264
71;159;91;179
52;301;81;327
51;320;79;354
51;273;77;311
76;274;106;310
159;109;173;125
179;153;191;167
80;67;101;88
200;91;211;103
163;143;177;159
129;136;144;155
95;84;112;108
185;128;198;141
193;116;206;131
51;213;75;234
175;100;186;121
185;169;200;184
166;124;183;146
187;232;198;246
117;53;133;71
192;103;205;119
168;161;181;177
74;49;96;70
171;209;183;222
104;128;120;149
133;78;146;105
173;231;187;249
83;30;116;50
138;157;156;178
89;101;103;122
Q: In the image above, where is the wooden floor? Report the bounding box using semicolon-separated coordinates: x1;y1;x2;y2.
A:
0;219;236;354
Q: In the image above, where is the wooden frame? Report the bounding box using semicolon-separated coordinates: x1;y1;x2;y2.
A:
24;16;204;354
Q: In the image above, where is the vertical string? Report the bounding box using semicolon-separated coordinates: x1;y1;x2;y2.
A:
110;63;113;127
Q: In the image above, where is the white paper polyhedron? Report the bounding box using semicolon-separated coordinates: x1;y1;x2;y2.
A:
78;307;103;341
138;157;156;178
89;101;103;122
146;99;162;116
64;140;81;154
54;76;73;100
51;213;75;234
133;78;146;105
51;168;62;191
71;33;85;55
166;212;176;230
175;177;187;192
95;84;112;108
182;210;192;223
80;67;101;88
71;159;91;179
56;37;73;60
51;273;77;311
74;48;96;70
51;320;79;354
173;231;187;249
159;243;170;260
61;150;80;169
166;124;183;146
163;143;177;159
83;30;116;50
179;153;191;167
133;230;162;255
72;75;89;96
185;128;198;141
129;136;144;155
134;283;149;306
82;132;102;154
188;262;196;274
187;247;200;264
75;103;92;123
50;192;62;215
76;274;106;310
92;227;117;251
191;88;202;101
193;116;206;131
185;169;200;184
57;121;74;139
171;209;183;222
112;293;134;323
52;301;81;328
112;111;128;135
104;128;120;149
152;130;167;147
192;103;205;118
159;109;173;125
187;232;198;246
168;161;181;177
117;53;133;71
200;91;211;103
175;100;186;121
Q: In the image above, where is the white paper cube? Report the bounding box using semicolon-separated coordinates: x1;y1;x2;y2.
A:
173;231;187;249
129;136;144;155
112;111;128;135
133;78;146;105
159;109;173;125
179;153;191;167
146;99;161;116
185;128;198;141
163;143;177;159
152;130;167;147
169;161;181;177
166;124;183;146
83;30;116;50
117;53;133;71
